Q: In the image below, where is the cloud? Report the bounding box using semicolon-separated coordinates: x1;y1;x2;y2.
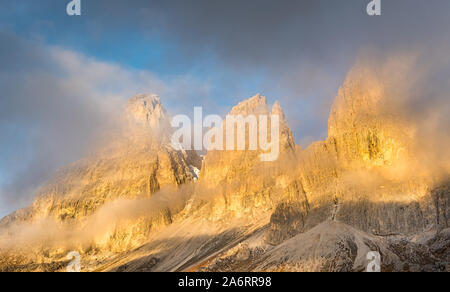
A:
0;31;211;217
3;0;450;145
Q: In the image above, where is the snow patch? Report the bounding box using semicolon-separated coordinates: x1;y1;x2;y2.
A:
189;165;200;180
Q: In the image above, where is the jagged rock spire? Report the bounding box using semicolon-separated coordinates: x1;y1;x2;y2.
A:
272;100;295;152
229;94;270;116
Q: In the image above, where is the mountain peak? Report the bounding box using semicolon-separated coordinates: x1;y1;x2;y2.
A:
230;94;269;116
271;100;286;120
125;94;168;129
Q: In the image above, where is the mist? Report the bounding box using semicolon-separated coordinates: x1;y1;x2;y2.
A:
0;184;194;252
352;50;450;177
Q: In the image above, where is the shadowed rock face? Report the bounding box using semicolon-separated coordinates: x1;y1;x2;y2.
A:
1;62;449;272
265;202;305;246
183;221;449;273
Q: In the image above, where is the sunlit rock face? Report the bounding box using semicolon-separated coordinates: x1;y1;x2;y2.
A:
324;65;448;235
125;94;167;127
328;65;413;171
195;94;297;221
265;62;449;243
200;94;295;184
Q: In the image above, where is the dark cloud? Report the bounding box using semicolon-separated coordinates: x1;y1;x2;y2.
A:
87;0;450;141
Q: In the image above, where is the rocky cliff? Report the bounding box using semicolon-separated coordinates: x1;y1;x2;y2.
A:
0;94;200;254
265;63;449;244
194;94;297;221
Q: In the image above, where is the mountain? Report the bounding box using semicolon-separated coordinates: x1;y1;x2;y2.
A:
0;65;448;272
0;94;201;253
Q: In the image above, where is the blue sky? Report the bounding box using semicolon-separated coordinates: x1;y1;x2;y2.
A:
1;0;450;217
